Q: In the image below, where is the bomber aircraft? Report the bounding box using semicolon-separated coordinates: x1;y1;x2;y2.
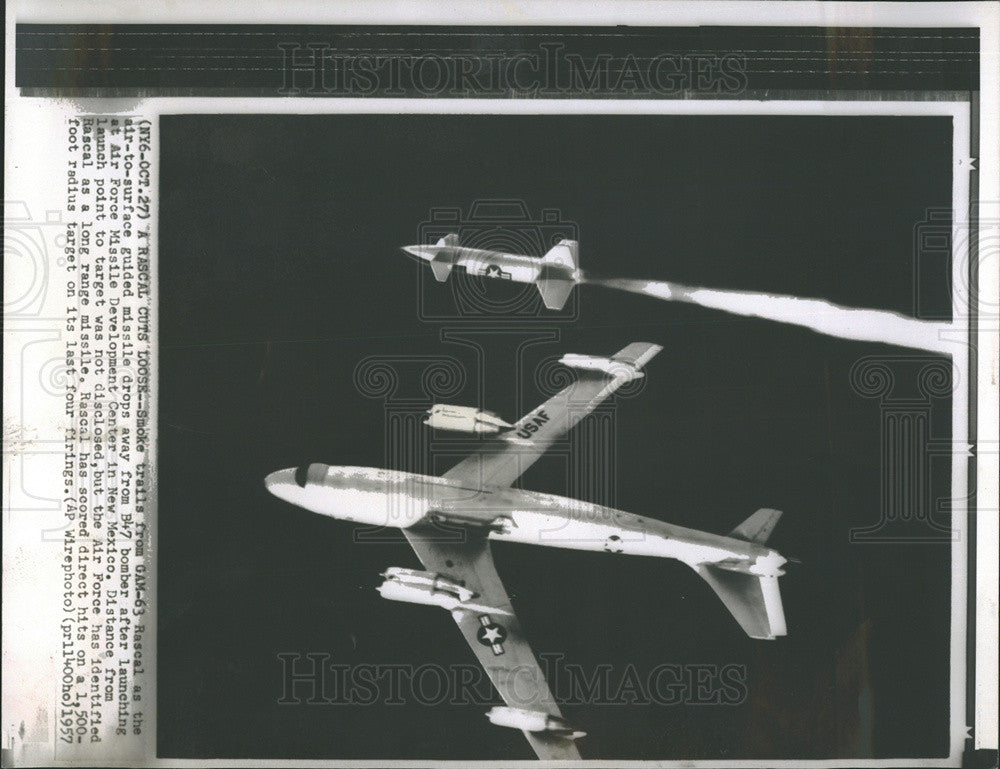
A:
265;342;789;759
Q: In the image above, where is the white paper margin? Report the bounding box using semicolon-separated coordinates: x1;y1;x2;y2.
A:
4;1;997;766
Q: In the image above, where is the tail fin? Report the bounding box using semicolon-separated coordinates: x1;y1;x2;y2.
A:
536;268;576;310
535;240;579;309
542;239;579;270
428;234;459;281
728;508;782;544
697;565;787;639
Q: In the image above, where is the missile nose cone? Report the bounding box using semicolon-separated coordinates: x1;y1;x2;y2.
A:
402;244;433;260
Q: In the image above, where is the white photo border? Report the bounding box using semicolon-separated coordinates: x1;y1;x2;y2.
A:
4;2;997;766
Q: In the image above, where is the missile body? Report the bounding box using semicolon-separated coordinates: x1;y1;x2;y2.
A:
403;234;580;310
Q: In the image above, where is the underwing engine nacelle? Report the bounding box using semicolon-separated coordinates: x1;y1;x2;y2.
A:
424;404;514;434
376;567;477;610
485;706;586;740
559;353;646;381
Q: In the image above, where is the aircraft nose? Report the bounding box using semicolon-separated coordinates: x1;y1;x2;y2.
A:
264;468;298;500
402;244;434;261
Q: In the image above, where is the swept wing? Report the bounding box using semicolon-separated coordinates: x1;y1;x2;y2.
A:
402;525;582;759
443;342;663;490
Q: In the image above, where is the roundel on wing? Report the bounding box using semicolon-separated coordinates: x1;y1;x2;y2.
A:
477;621;508;646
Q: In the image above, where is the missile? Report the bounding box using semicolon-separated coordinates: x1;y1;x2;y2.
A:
424;404;513;434
485;706;586;740
402;234;581;310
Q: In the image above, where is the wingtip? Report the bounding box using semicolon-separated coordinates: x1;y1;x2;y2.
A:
623;342;664;369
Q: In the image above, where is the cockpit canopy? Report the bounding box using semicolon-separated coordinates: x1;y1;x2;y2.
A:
293;463;328;488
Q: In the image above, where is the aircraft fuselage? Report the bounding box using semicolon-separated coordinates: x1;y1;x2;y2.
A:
265;464;786;577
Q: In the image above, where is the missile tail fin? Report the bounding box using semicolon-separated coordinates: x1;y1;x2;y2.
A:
536;271;576;310
542;239;578;270
426;234;459;281
429;259;454;282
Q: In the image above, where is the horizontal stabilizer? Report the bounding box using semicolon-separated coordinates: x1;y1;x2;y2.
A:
728;508;782;544
697;564;787;640
542;239;579;270
536;266;576;310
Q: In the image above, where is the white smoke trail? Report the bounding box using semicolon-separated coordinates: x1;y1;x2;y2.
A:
585;276;954;355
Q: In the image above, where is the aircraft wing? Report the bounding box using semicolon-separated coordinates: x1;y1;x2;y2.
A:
443;342;663;490
402;525;582;760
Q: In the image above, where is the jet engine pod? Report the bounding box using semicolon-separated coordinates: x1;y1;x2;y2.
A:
424;404;513;434
376;567;477;610
559;353;643;381
485;706;586;739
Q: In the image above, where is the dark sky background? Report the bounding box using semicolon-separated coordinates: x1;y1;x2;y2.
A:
158;114;954;760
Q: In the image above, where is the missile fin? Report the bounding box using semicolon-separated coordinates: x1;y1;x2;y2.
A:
429;258;454;282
